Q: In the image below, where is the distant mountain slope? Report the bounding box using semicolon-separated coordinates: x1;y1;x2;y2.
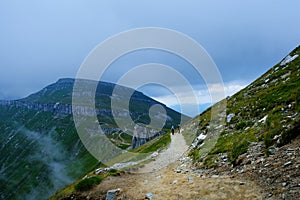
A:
184;45;300;199
0;79;188;200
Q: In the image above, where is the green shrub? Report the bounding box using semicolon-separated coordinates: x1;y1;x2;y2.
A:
263;133;273;147
236;121;247;130
279;121;300;147
108;168;121;176
74;176;102;191
189;148;200;160
229;139;249;164
203;155;218;169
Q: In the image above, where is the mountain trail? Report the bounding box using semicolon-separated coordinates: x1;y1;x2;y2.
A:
138;132;188;173
85;132;265;199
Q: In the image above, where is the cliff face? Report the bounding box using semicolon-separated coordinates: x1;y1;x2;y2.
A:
132;124;165;149
0;100;170;146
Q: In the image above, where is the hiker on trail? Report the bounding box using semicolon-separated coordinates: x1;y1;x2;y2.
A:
178;124;181;134
171;125;174;135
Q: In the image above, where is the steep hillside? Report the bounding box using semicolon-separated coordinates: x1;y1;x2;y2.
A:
184;46;300;199
0;79;188;200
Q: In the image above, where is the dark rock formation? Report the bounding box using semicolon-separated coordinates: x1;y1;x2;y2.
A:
132;124;165;149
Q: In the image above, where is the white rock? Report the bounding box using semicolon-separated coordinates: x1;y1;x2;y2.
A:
265;78;269;83
106;188;121;200
284;161;292;166
258;115;268;123
281;71;291;79
145;192;154;199
150;152;159;158
197;134;206;140
280;54;299;66
54;102;60;109
227;113;235;123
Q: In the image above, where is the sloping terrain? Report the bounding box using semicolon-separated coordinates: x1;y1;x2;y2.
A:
50;46;300;200
184;46;300;199
51;132;264;200
0;79;187;200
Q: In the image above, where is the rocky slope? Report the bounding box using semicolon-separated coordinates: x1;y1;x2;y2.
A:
0;79;187;200
183;46;300;199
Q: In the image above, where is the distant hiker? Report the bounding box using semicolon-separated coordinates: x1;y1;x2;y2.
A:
178;124;181;134
171;125;175;135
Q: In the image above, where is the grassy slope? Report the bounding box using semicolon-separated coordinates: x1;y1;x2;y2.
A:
0;106;99;200
0;78;187;199
188;46;300;166
49;132;171;199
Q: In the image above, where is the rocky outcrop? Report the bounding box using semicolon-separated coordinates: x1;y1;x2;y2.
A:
132;124;165;149
0;100;114;116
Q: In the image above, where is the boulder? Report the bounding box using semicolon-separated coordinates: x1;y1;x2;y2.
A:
106;188;122;200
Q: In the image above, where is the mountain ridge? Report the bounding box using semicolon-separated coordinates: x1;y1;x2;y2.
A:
0;78;188;200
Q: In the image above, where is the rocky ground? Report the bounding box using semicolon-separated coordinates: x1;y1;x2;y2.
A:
182;135;300;200
63;133;266;200
238;136;300;200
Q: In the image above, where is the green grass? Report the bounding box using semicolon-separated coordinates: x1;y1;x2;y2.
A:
49;168;122;200
131;131;171;154
74;176;103;191
49;132;171;199
188;46;300;167
104;131;171;166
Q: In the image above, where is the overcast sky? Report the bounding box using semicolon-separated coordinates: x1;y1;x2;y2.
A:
1;0;300;116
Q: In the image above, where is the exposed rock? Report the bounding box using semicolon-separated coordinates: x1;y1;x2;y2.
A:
258;115;268;123
111;162;138;170
280;54;299;66
132;124;165;149
106;188;122;200
145;192;154;199
284;161;292;167
281;71;291;79
282;182;287;187
227;113;235;123
281;193;288;199
188;177;193;182
150;152;159;158
191;133;206;148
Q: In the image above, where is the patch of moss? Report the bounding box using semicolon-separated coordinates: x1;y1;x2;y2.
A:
74;176;102;192
202;155;218;169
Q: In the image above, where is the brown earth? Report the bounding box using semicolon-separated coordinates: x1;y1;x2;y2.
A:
67;133;265;200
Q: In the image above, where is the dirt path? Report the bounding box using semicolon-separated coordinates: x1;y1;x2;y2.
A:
138;132;188;173
88;133;265;199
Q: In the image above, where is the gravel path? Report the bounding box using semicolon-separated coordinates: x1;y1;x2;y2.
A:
86;132;265;199
138;132;188;173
